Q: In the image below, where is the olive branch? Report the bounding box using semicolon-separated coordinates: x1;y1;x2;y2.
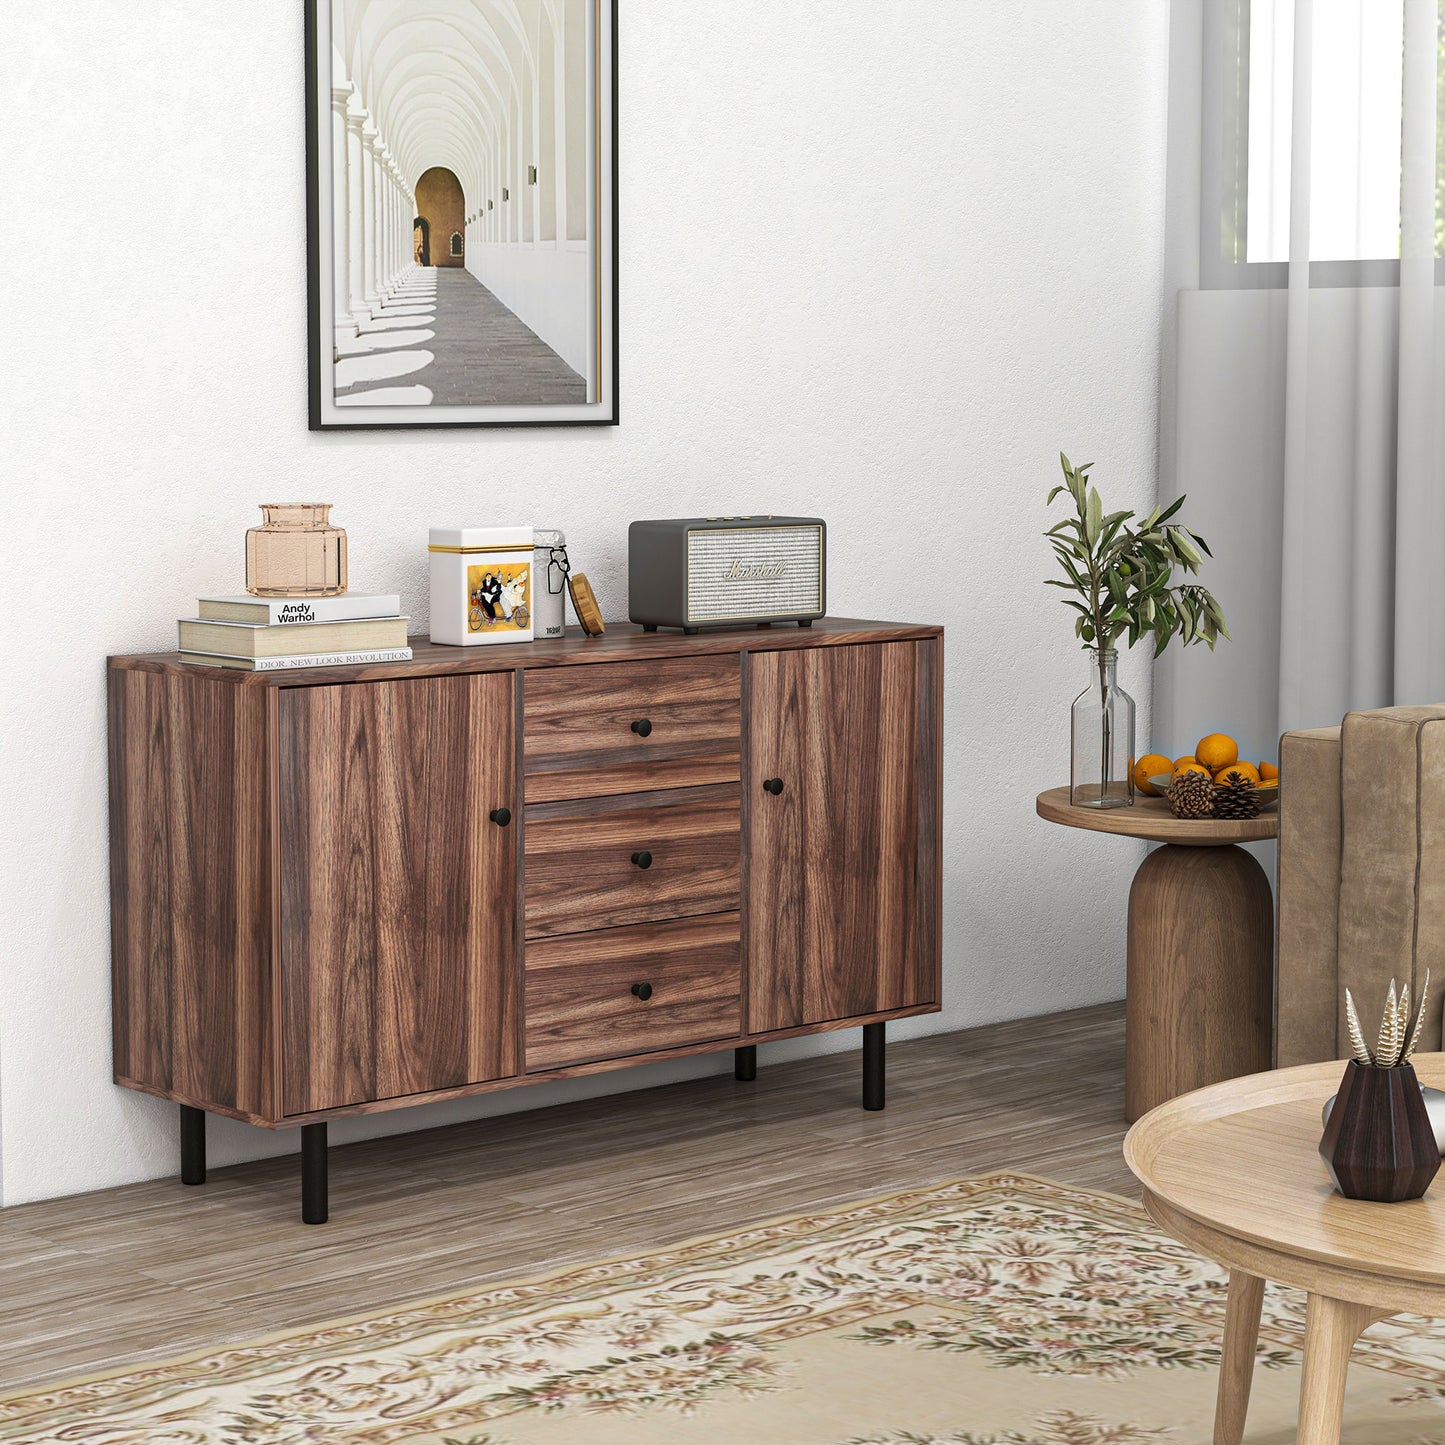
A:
1045;454;1230;659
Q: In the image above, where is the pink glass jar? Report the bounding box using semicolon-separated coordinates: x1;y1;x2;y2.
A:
245;504;348;597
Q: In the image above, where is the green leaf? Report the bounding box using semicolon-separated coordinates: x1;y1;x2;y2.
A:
1047;484;1066;504
1172;529;1203;569
1085;488;1103;546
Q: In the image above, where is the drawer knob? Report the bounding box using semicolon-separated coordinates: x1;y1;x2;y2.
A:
763;777;785;796
631;982;654;1001
631;850;654;870
631;718;653;738
489;807;513;827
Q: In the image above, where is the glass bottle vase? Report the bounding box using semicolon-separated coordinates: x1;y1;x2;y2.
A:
1070;648;1136;809
245;504;348;597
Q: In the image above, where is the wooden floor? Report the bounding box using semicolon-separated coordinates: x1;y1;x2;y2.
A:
0;1002;1131;1393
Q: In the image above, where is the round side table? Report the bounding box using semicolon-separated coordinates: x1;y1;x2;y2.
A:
1126;1057;1445;1445
1036;787;1278;1121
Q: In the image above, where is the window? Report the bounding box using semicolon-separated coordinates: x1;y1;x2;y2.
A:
1204;0;1444;286
449;231;463;257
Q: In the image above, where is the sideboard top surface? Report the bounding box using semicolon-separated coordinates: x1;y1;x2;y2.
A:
109;617;944;685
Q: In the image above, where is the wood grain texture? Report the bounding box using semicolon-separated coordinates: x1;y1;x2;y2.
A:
524;654;739;764
107;666;273;1118
110;625;943;1129
1125;844;1273;1122
916;636;944;1006
3;1004;1130;1391
523;787;741;938
524;752;740;804
1129;1058;1445;1445
1295;1295;1389;1445
107;618;944;686
1126;1054;1445;1298
271;1002;939;1124
524;913;742;1071
747;642;936;1033
278;674;519;1115
522;651;741;799
1036;786;1279;845
1215;1271;1265;1445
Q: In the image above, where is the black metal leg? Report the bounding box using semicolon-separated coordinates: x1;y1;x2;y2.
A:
180;1105;206;1186
301;1123;328;1225
862;1022;885;1111
735;1045;757;1081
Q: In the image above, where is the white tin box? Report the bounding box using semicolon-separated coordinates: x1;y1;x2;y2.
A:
429;526;535;646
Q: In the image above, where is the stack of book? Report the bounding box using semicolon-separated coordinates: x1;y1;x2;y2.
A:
178;594;411;671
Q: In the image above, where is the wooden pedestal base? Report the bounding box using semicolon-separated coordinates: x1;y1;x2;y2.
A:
1125;843;1273;1122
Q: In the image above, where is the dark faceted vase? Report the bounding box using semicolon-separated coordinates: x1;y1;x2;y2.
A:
1320;1059;1441;1203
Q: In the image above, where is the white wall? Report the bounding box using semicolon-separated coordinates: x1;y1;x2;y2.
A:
468;241;591;377
0;1;1171;1205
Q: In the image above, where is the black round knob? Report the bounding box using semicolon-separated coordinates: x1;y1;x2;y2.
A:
631;982;654;1001
631;850;653;870
489;807;512;827
763;778;784;796
631;718;653;738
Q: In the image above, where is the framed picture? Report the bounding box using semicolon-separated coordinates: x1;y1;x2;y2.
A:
305;0;618;429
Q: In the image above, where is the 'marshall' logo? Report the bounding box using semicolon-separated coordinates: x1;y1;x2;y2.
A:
724;559;786;581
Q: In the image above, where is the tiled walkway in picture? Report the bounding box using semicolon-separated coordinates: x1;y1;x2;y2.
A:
335;266;587;408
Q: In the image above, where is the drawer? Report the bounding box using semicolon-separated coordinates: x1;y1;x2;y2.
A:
524;656;740;803
525;914;742;1071
524;785;741;937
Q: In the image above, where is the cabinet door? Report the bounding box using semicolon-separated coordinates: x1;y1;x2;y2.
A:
747;641;939;1032
279;674;518;1114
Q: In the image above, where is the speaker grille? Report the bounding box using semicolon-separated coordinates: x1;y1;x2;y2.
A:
686;526;823;622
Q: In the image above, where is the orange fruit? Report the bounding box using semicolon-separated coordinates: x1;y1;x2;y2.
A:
1173;762;1211;781
1258;760;1279;780
1215;761;1261;787
1196;733;1240;772
1173;755;1199;773
1133;753;1173;796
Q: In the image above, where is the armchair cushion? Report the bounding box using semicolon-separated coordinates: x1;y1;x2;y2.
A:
1277;706;1445;1065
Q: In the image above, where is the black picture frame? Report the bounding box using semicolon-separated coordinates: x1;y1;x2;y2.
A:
305;0;619;430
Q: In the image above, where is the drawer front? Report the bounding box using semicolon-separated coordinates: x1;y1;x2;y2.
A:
525;914;742;1071
523;656;740;802
524;786;741;937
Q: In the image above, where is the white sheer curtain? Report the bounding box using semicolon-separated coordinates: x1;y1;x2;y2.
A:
1276;0;1445;729
1157;0;1444;755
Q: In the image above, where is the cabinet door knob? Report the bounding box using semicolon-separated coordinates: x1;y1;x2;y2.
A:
630;718;653;738
630;850;653;870
631;982;654;1001
763;777;785;796
489;807;512;827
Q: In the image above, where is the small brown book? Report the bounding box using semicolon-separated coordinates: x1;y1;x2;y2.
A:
567;573;605;636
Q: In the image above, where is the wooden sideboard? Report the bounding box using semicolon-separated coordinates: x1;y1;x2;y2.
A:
108;619;943;1222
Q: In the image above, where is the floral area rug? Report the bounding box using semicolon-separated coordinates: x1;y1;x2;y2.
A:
3;1173;1443;1444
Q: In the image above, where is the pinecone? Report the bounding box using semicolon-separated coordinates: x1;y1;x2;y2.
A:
1212;775;1263;820
1167;770;1215;819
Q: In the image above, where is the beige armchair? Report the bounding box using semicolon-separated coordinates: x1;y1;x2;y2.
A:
1277;706;1445;1066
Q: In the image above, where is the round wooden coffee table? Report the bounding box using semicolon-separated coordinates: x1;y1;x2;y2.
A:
1036;787;1279;1120
1126;1057;1445;1445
